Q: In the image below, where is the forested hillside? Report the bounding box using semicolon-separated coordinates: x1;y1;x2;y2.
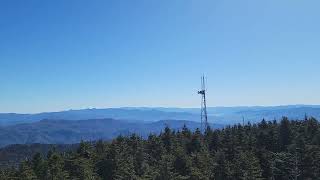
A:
0;144;78;168
0;119;221;148
1;117;320;180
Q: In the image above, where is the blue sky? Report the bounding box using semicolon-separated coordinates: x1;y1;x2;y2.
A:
0;0;319;113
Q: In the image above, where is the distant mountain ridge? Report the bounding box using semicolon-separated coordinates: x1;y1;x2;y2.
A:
0;108;201;126
0;118;221;148
125;105;320;124
1;105;320;126
0;105;319;149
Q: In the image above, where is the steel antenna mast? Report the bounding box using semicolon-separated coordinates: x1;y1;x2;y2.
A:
198;76;208;133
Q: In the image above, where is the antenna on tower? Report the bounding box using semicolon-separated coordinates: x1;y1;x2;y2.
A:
198;75;208;133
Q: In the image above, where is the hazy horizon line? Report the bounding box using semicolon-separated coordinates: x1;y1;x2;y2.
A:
1;104;320;114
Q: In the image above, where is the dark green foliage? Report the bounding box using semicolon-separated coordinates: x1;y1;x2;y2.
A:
66;142;99;180
232;151;263;180
1;117;320;180
31;153;47;179
213;151;231;180
279;117;292;151
47;152;69;180
0;144;78;168
19;161;37;180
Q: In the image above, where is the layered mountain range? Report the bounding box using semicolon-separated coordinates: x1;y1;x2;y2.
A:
1;105;320;126
0;105;319;148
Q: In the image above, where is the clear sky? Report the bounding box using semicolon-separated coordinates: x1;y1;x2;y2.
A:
0;0;319;113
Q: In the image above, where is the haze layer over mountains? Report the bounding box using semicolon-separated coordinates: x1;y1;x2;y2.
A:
0;105;320;147
1;105;320;126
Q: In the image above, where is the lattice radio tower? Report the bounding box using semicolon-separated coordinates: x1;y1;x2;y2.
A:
198;76;208;133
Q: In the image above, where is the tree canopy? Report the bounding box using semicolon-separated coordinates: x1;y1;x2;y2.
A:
1;117;320;180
